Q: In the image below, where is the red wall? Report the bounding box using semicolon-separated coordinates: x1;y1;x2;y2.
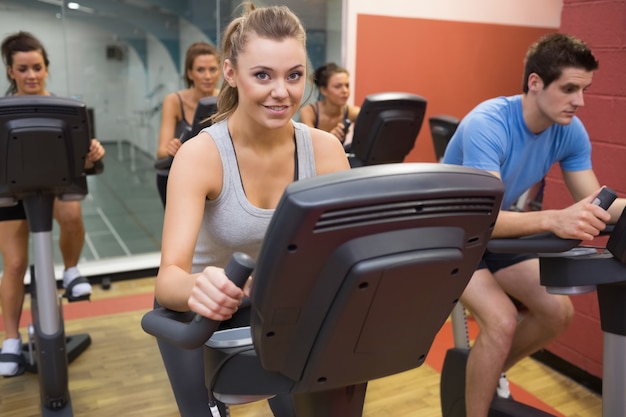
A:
354;14;554;162
354;3;626;379
543;0;626;378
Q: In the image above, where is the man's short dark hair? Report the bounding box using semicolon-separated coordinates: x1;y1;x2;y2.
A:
522;33;599;93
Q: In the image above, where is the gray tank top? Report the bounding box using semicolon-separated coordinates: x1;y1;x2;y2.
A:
191;119;317;272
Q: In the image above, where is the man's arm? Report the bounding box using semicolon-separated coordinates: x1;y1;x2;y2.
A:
563;169;626;223
491;169;612;240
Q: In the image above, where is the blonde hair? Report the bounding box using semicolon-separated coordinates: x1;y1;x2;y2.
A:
211;3;307;123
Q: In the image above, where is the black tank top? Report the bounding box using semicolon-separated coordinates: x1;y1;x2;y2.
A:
311;102;348;129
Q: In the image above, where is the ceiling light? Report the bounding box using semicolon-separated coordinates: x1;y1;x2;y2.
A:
36;0;63;6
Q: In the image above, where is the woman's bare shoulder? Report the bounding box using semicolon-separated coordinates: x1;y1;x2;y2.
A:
308;127;350;174
170;131;223;198
178;130;218;160
161;91;184;112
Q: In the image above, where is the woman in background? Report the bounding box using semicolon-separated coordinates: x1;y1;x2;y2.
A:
156;42;221;206
299;62;360;147
0;31;105;377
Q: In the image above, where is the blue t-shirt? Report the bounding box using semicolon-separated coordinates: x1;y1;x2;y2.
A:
442;95;592;209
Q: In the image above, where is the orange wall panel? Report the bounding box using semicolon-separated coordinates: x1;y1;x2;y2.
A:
354;14;554;162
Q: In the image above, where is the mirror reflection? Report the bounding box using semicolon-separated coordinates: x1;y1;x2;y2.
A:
0;0;343;277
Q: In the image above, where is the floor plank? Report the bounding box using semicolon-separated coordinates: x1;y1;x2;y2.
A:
0;277;602;417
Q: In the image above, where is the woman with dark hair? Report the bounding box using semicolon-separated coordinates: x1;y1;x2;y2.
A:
0;31;105;377
299;62;360;146
155;42;221;206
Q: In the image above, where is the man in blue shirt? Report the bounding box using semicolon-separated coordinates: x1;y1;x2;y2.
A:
444;33;626;417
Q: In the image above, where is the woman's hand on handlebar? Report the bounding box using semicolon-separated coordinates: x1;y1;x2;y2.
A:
87;138;105;162
84;139;105;171
187;266;250;321
550;189;611;240
166;138;183;157
329;122;347;143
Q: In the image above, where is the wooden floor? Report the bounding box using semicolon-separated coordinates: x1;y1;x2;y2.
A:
0;277;601;417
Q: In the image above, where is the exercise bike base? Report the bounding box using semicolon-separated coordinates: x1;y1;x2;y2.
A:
41;396;74;417
292;383;367;417
22;334;92;374
441;347;555;417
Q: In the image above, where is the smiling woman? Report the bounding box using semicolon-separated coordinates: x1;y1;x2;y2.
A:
0;0;343;285
152;3;349;416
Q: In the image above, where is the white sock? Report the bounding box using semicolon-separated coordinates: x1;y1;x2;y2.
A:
63;266;92;297
496;373;511;398
0;337;22;376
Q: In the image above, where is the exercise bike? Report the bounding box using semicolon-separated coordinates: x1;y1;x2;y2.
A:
0;95;101;416
441;187;622;417
142;163;505;417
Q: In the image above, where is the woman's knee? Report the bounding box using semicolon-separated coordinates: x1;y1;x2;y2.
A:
0;244;28;278
54;201;83;225
55;214;85;235
1;258;28;281
56;211;82;227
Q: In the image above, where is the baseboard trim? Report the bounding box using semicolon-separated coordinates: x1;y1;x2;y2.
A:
22;252;161;286
531;349;602;395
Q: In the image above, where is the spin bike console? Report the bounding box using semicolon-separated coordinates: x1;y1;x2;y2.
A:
0;95;98;416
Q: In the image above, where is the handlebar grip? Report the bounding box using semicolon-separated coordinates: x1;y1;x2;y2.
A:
154;156;174;170
593;186;617;210
343;119;351;134
84;159;104;175
154;128;193;171
488;186;618;254
141;252;256;349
